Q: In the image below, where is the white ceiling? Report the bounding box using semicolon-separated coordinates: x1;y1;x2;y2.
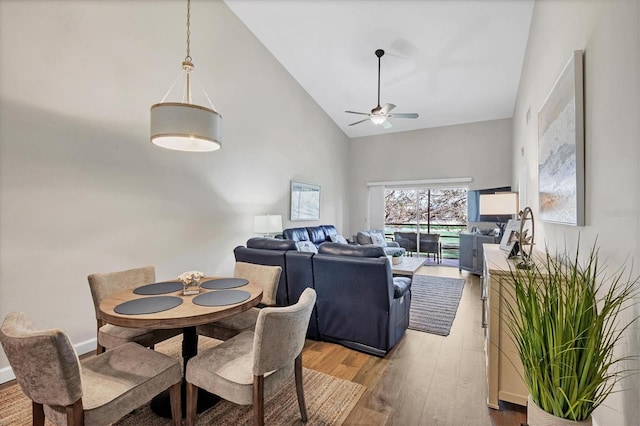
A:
224;0;534;139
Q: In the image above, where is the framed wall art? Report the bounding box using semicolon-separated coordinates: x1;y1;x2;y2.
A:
290;181;320;221
537;50;585;226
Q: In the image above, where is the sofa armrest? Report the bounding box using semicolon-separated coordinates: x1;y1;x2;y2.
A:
392;277;411;298
387;241;400;248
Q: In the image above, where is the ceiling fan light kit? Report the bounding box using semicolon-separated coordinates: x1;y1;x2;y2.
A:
345;49;418;129
150;0;222;152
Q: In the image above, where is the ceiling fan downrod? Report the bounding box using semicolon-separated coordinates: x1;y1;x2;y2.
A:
375;49;384;112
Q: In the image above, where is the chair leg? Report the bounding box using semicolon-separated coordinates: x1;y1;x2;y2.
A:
32;401;45;426
169;382;182;426
295;354;308;423
95;344;105;355
253;375;265;426
186;382;198;426
65;399;84;426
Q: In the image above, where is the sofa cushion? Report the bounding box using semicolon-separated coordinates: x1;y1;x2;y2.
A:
356;231;372;245
318;242;385;258
306;226;327;246
246;237;296;251
295;241;318;253
393;277;412;298
320;225;338;240
370;232;387;247
329;234;348;244
283;227;311;243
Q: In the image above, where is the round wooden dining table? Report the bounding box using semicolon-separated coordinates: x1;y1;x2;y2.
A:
98;277;263;418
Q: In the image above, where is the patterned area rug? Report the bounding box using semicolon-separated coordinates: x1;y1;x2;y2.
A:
0;336;365;426
409;275;465;336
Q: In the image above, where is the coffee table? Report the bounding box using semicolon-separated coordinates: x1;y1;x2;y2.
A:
391;256;425;276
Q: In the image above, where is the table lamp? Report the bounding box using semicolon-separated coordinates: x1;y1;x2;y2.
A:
479;192;519;237
254;214;283;238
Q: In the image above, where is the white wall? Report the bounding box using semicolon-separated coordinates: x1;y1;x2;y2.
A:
0;0;349;372
512;0;640;424
347;118;513;236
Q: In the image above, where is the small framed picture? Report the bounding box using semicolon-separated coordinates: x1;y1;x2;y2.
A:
499;219;521;253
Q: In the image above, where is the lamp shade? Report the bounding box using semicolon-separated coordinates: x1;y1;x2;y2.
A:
254;215;283;235
479;192;519;215
150;102;222;152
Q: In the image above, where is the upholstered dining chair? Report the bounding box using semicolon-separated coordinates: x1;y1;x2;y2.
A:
185;288;317;426
0;311;182;426
88;265;181;354
196;262;282;341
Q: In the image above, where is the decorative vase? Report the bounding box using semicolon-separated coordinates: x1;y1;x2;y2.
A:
527;395;592;426
182;279;201;296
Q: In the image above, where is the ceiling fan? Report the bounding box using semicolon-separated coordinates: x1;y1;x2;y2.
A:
345;49;419;129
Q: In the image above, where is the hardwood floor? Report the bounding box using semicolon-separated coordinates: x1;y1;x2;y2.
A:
302;264;527;426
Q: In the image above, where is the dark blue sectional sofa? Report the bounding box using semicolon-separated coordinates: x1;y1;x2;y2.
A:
233;233;412;357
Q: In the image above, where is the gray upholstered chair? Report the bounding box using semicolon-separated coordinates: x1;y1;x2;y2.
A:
419;233;441;263
185;288;317;426
0;311;182;426
88;265;181;354
196;262;282;341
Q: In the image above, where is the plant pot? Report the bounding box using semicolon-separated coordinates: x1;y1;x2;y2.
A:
527;395;592;426
392;256;403;265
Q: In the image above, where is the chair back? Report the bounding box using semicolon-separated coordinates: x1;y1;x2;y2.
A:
0;312;82;407
252;288;316;376
87;266;155;320
419;234;440;252
234;262;282;306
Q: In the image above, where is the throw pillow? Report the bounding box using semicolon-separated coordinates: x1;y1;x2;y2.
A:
369;232;387;247
295;241;318;253
329;234;348;244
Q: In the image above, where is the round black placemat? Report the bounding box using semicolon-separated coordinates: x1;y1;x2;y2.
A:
114;296;183;315
133;281;183;295
192;290;251;307
201;278;249;290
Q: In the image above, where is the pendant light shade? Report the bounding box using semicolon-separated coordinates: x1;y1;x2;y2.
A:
150;103;221;152
150;0;222;152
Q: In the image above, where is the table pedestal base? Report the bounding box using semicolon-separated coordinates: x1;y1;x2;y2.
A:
150;381;219;419
150;326;220;418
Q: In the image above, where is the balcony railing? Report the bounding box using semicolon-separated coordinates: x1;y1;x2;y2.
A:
384;223;465;260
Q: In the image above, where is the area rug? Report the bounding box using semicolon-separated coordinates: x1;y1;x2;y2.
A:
409;275;465;336
0;337;365;426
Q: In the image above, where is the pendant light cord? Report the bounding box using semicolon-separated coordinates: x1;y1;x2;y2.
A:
185;0;191;62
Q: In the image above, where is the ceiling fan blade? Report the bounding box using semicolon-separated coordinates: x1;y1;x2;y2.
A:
349;118;371;126
382;120;392;129
345;110;370;116
380;103;396;114
387;113;419;119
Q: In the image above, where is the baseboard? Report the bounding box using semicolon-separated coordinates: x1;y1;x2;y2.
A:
0;366;15;384
1;338;97;384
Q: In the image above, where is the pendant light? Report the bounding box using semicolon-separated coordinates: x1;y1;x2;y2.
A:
150;0;222;152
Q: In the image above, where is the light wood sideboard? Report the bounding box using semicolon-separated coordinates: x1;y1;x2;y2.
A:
482;244;528;409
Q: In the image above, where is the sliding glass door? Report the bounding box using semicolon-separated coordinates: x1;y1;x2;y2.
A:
385;188;467;259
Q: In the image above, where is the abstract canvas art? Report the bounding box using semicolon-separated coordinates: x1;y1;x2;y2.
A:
538;50;585;226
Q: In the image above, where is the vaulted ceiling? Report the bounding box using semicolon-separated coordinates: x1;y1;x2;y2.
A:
225;0;534;138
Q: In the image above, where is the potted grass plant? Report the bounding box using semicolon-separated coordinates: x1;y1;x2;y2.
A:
504;241;639;425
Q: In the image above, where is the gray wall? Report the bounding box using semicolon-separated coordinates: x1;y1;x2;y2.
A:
347;118;513;236
512;1;640;424
0;0;349;374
